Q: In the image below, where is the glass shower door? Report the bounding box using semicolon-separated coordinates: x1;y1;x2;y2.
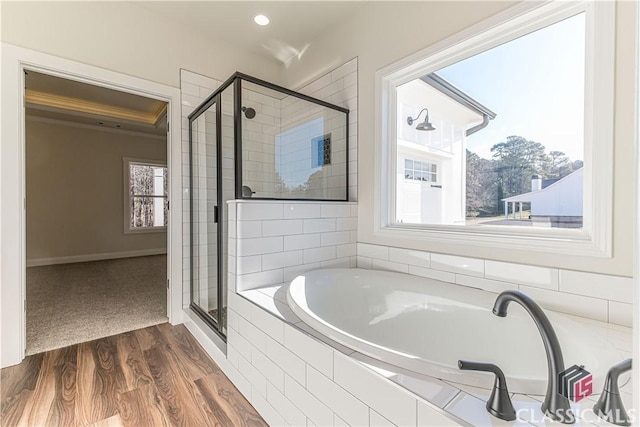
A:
190;98;223;333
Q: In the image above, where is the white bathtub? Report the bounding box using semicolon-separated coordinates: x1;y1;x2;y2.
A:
287;268;625;396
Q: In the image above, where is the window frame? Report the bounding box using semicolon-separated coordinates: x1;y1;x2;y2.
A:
374;0;615;258
123;157;168;234
403;158;438;184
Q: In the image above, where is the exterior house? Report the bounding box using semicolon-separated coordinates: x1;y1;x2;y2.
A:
396;74;495;225
502;168;584;227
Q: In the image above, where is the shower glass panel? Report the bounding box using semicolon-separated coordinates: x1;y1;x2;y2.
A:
240;80;348;201
189;98;224;333
189;73;348;340
218;85;235;336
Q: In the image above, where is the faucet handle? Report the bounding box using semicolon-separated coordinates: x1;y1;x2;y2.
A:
458;360;516;421
593;358;632;426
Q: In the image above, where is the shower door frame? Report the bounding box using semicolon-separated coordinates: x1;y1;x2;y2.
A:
188;72;351;339
188;75;234;339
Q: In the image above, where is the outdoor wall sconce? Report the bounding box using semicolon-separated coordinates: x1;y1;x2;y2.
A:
407;108;436;131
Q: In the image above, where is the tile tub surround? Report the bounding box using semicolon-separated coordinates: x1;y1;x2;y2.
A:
224;284;632;427
229;200;358;293
224;289;467;427
356;243;634;327
209;200;632;427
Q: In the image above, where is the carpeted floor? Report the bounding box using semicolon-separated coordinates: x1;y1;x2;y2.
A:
26;255;168;355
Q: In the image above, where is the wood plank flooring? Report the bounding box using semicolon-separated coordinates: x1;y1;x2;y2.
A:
0;323;267;427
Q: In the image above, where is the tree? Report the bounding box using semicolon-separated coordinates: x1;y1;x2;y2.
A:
466;150;499;216
545;150;572;178
491;135;548;200
466;136;583;219
130;165;154;227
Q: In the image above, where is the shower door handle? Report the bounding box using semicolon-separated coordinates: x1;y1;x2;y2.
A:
213;205;219;223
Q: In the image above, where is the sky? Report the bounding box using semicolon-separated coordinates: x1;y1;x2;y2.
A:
436;12;585;161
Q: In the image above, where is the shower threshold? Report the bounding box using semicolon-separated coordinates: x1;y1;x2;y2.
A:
208;307;227;326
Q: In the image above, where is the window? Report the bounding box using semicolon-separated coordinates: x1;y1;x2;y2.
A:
311;134;332;168
375;1;615;257
124;159;167;233
405;159;437;183
398;12;586;228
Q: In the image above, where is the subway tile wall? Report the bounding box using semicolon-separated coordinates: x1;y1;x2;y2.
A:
215;225;630;427
277;94;348;200
240;58;357;201
240;84;281;196
356;243;634;327
229;200;358;292
296;58;358;201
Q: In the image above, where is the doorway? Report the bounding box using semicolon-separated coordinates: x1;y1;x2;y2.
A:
0;44;183;368
24;70;169;354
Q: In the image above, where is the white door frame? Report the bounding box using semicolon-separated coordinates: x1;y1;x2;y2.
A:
0;43;183;368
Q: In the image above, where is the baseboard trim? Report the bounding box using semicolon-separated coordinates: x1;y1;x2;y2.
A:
26;248;167;267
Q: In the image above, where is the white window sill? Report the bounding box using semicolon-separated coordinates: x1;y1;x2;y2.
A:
376;224;607;258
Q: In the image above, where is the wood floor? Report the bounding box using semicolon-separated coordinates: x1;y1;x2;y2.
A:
0;323;267;427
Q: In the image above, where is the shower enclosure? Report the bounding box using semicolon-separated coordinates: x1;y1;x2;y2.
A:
189;72;349;338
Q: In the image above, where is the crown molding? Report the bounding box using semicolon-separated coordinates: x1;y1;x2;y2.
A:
153;103;168;127
26;115;166;140
25;89;166;125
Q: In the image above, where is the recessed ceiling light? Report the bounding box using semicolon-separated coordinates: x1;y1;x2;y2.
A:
253;14;270;26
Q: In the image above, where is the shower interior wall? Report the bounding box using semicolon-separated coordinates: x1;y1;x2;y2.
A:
240;85;280;197
241;83;348;200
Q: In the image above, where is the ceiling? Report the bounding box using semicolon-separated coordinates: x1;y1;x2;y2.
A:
25;71;167;136
24;3;367;134
136;1;366;64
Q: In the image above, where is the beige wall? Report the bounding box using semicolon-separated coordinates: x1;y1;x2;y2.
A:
0;1;282;88
282;1;637;277
26;118;167;261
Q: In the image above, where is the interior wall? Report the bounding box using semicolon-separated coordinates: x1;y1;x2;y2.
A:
26;118;167;263
0;1;282;88
282;1;636;277
241;86;282;196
